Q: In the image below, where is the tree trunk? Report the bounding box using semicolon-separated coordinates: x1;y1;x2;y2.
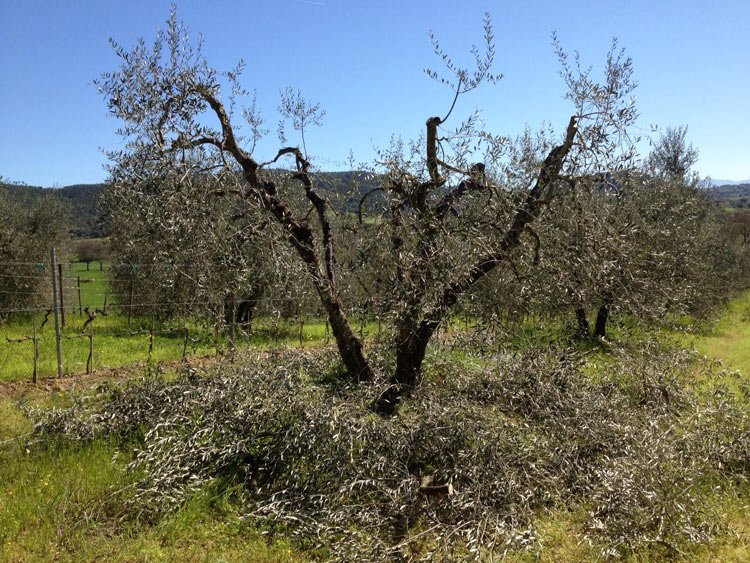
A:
324;297;374;382
224;284;264;327
594;302;609;338
375;320;436;414
575;307;590;338
374;115;579;414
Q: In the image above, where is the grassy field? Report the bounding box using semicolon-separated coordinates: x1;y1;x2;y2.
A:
1;292;750;561
1;262;387;383
684;290;750;374
0;387;302;562
0;312;384;384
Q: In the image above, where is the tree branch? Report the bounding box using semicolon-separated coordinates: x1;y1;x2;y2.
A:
433;163;486;220
358;187;385;224
423;115;578;330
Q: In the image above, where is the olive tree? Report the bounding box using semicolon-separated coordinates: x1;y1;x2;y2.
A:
493;125;735;339
540;173;731;338
0;188;70;317
98;9;639;411
647;125;698;181
73;238;108;271
102;169;285;324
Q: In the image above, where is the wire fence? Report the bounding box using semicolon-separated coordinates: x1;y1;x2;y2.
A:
0;254;387;382
0;253;534;384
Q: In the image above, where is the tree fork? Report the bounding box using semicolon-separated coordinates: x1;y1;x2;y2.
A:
375;116;578;414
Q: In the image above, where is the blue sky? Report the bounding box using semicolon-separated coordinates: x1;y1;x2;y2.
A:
1;0;748;186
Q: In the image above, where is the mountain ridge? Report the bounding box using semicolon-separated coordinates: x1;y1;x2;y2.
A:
4;175;750;238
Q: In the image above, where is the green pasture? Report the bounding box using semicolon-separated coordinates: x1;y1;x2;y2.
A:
1;261;392;382
685;290;750;375
65;261;110;310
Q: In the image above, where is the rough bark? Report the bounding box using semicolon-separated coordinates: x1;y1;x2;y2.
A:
594;302;609;338
197;88;375;382
224;283;264;327
575;306;591;338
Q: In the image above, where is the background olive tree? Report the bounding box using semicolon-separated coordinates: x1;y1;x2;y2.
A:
102;168;294;326
73;238;108;271
0;185;70;317
469;126;743;339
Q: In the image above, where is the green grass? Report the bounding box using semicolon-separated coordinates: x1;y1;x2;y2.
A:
0;418;301;562
67;261;110;311
684;290;750;375
0;307;384;384
2;261;386;382
0;314;219;383
0;382;304;562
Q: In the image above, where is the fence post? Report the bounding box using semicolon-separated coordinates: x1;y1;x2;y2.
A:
50;247;63;378
32;318;38;384
128;275;134;326
87;325;94;374
229;292;236;355
58;263;65;328
77;275;82;315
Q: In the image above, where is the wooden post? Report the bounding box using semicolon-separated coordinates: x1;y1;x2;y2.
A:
182;326;189;359
77;275;82;315
32;318;38;384
149;317;155;357
127;276;134;326
50;248;63;378
58;263;65;328
86;325;94;374
229;293;236;354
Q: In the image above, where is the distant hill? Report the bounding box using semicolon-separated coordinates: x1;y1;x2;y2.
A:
706;178;750;187
0;172;384;239
707;183;750;208
0;182;105;238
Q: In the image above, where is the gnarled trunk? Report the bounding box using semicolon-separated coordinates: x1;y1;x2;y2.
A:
376;319;437;413
224;283;264;328
324;297;374;382
594;302;609;338
373;116;579;414
575;306;591;338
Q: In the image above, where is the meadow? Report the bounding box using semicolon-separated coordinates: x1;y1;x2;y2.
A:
1;262;377;384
